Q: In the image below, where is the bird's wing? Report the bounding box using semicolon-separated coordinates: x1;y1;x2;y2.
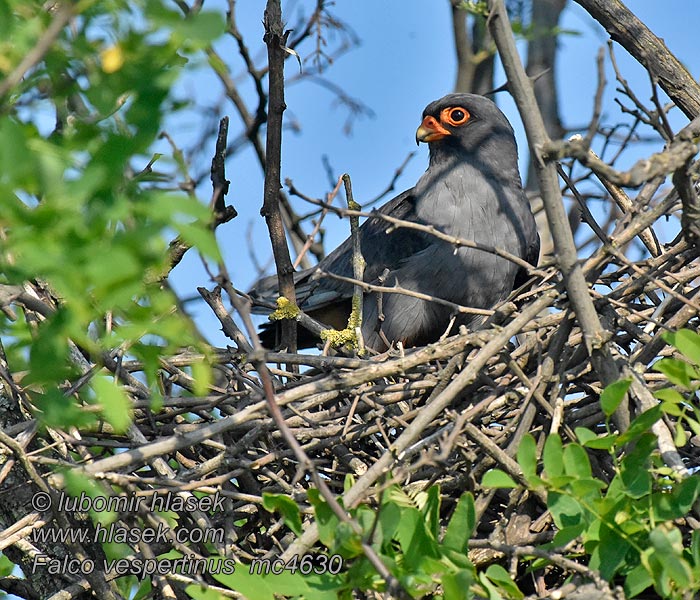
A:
249;187;433;316
297;187;436;310
248;268;317;314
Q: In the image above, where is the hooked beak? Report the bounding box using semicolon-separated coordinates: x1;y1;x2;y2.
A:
415;115;451;145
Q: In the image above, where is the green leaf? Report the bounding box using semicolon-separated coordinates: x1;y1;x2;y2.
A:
212;568;317;600
343;473;355;493
262;493;302;536
651;476;700;520
674;420;687;446
27;311;74;385
35;388;96;430
443;493;476;551
308;489;340;550
516;434;537;480
376;499;401;545
191;359;213;397
600;378;631;417
91;375;132;434
563;443;591;479
621;464;652;499
654;387;687;404
175;221;221;261
543;434;563;478
180;11;226;45
580;433;617;450
385;485;417;508
0;554;15;577
660;400;683;416
619;433;656;498
663;329;700;366
420;485;441;539
484;564;524;599
0;119;39;190
685;414;700;437
574;427;596;445
624;562;653;598
442;568;475;600
395;507;440;568
334;521;363;558
551;523;585;548
84;246;141;292
649;524;692;589
481;469;517;489
653;357;695;389
548;492;585;529
617;406;663;445
595;524;630;580
147;6;225;48
691;529;700;568
63;470;118;526
569;478;606;499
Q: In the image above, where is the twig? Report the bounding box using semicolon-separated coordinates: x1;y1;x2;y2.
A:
575;136;662;257
210;116;232;217
320;270;494;317
487;0;627;430
365;151;417;207
292;176;345;268
583;47;606;148
0;3;74;99
282;290;558;558
542;118;700;189
197;286;253;353
342;174;365;350
164;119;237;274
574;0;700;119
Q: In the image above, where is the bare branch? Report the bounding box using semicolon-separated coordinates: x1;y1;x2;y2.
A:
0;3;74;100
574;0;700;119
487;0;628;429
262;0;297;353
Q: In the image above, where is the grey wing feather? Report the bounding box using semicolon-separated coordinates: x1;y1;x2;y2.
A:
250;187;432;314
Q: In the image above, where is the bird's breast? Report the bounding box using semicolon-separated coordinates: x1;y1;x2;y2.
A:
415;170;514;243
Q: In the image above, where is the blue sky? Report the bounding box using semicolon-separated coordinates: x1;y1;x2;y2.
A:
162;1;700;346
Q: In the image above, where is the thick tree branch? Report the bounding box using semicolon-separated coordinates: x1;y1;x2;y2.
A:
262;0;297;353
487;0;628;430
574;0;700;120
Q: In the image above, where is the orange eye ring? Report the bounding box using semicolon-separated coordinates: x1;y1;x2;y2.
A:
440;107;470;127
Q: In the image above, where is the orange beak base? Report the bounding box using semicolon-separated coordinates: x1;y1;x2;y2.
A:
415;115;451;144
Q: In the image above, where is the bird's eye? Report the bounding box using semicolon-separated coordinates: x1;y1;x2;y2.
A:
441;107;470;127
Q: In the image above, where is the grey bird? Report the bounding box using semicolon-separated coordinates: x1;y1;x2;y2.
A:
250;93;540;351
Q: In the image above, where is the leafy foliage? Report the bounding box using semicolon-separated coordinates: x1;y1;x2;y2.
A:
0;0;223;430
201;485;509;600
484;329;700;599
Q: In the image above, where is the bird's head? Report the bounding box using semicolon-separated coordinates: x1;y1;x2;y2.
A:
415;93;517;169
